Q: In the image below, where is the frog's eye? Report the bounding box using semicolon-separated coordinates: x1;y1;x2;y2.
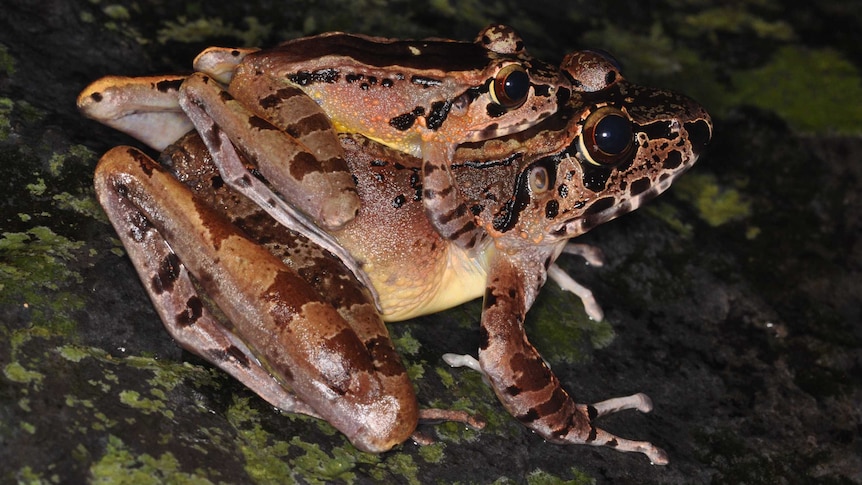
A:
580;106;635;165
491;64;530;109
529;165;549;193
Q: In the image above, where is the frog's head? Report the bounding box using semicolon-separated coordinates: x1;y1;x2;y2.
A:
466;74;712;248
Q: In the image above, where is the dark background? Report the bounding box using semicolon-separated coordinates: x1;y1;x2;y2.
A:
1;0;860;483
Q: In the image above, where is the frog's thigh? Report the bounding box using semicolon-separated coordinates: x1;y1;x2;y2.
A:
176;74;377;301
229;66;347;177
93;146;320;417
95;146;418;452
178;72;358;230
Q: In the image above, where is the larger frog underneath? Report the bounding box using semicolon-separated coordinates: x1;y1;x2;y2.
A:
85;46;711;462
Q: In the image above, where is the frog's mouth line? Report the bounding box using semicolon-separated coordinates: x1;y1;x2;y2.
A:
557;162;695;239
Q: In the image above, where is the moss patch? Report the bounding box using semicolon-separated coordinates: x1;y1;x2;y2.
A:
89;435;218;485
729;46;862;134
673;172;752;227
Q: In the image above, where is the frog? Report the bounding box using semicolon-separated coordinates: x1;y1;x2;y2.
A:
83;47;712;462
78;24;570;262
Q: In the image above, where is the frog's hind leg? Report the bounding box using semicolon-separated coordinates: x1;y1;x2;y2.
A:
94;146;419;452
179;72;358;230
93;146;320;418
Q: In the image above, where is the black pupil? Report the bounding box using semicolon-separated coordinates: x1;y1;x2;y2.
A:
594;114;632;154
503;69;530;102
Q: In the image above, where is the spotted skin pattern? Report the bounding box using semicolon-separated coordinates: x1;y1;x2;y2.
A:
83;45;711;462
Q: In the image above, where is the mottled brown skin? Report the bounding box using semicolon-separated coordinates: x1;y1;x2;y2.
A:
85;46;711;461
211;25;569;251
95;140;420;452
455;74;711;465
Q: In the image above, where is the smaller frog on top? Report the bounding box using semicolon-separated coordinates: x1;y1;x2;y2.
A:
78;25;570;263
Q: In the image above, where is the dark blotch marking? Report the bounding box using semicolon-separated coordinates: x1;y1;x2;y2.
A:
533;84;551;97
446;219;478;242
534;387;568;417
411;75;443;87
285;112;332;139
581;162;612;192
289;151;323;181
486;102;507;118
640;120;674;142
492;157;556;233
248;115;277;131
663;150;682;170
289;69;340;86
225;345;251;368
584;197;616;215
479;324;490;351
545;199;559;219
259;93;281;110
128;148;156;176
389;111;417;131
505;385;522;396
516;408;540;423
510;353;552;393
630;177;651;196
366;336;405;377
152;252;181;294
425;100;452;131
392;194;406;208
202;125;222;151
155;79;183;93
176;296;203;327
587;426;598;442
323;329;375;394
210;175;224;190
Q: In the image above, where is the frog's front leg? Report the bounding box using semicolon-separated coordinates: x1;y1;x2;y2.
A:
420;142;488;251
94;146;418;452
477;251;669;465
